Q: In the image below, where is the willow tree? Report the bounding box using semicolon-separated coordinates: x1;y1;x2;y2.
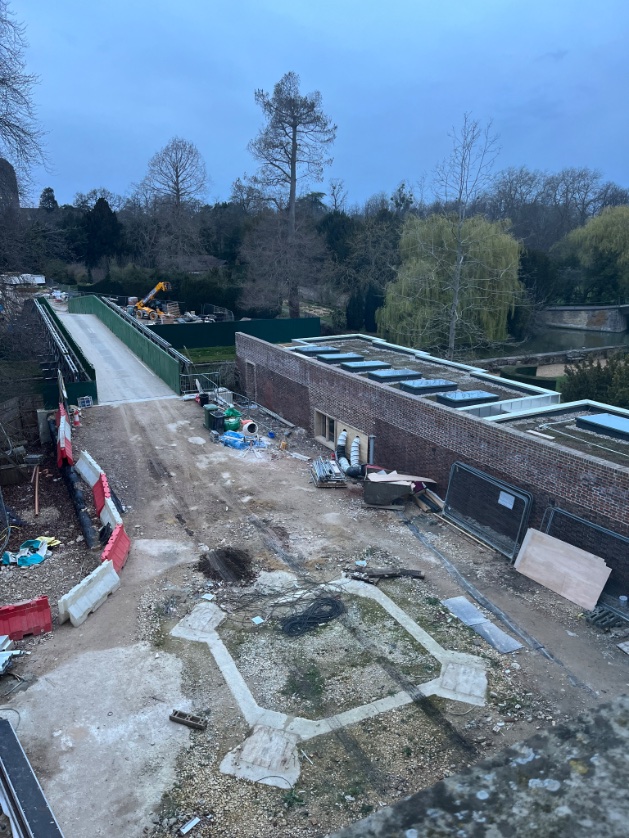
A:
377;213;522;354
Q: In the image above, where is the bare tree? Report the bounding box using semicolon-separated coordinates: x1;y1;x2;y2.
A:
0;2;44;174
239;210;332;317
247;72;336;316
328;178;347;212
142;137;207;208
435;114;502;357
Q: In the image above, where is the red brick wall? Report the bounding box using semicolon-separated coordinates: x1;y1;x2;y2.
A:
236;334;629;537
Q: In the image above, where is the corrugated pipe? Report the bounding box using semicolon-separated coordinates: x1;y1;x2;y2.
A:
48;416;98;549
338;456;351;473
336;429;348;462
350;436;360;468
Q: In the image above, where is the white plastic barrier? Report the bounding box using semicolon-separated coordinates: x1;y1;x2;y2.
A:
99;496;123;530
58;560;120;627
75;450;103;488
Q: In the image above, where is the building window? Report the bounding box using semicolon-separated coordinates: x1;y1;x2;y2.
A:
315;410;336;445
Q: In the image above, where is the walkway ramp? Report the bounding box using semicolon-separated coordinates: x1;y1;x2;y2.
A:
57;311;176;404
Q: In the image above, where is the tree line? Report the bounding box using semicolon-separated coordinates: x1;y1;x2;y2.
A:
1;0;628;354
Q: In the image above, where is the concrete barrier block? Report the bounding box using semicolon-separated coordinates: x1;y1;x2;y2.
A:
58;561;120;627
75;450;104;487
99;496;123;530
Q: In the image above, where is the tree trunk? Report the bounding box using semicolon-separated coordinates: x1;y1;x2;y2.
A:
287;123;300;318
447;222;465;359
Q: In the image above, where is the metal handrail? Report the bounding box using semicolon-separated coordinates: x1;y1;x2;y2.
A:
97;296;191;368
34;299;91;382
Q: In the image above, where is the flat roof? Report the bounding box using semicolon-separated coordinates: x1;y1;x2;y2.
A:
289;336;546;402
497;406;629;467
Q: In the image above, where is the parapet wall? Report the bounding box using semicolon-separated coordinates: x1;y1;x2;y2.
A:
236;334;629;537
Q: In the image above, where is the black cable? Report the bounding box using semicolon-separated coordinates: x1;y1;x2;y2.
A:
280;596;345;637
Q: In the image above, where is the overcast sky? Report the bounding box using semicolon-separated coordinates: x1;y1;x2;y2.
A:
20;0;629;208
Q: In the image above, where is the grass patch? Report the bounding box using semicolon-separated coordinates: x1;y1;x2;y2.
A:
282;662;325;706
182;346;236;363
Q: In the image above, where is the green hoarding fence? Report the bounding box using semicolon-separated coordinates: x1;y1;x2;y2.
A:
149;317;321;349
68;295;181;393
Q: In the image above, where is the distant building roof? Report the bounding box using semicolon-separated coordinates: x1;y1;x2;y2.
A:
0;274;46;285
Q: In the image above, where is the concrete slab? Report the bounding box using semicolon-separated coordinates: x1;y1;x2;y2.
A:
475;621;523;654
442;596;523;654
433;661;487;706
170;601;226;638
13;643;190;838
220;725;300;788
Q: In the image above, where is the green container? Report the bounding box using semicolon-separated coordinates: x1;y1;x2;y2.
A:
224;416;241;431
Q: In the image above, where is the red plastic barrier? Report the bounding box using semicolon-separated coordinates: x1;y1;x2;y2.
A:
56;404;74;468
92;473;111;514
0;596;52;641
101;525;131;573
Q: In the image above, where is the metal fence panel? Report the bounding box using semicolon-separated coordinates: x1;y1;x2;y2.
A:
541;507;629;597
444;462;533;559
150;317;321;348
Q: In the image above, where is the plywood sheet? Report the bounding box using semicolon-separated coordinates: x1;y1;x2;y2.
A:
367;471;435;484
514;529;611;610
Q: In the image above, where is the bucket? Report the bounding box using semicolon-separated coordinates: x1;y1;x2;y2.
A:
241;419;258;435
199;393;209;407
224;416;241;432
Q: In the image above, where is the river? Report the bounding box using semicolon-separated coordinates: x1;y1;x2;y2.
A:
499;327;629;355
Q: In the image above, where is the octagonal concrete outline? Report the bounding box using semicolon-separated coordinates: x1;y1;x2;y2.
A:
171;579;488;738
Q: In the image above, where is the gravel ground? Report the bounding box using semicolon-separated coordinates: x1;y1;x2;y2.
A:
3;395;628;838
1;448;98;626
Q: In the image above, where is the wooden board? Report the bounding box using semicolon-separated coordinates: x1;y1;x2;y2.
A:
514;528;611;610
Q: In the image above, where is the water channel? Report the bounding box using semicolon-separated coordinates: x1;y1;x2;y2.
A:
493;327;629;356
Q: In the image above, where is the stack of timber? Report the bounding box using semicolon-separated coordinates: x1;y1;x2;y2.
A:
514;528;611;610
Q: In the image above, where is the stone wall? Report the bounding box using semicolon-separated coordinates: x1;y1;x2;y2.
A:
331;696;629;838
236;334;629;540
539;306;627;332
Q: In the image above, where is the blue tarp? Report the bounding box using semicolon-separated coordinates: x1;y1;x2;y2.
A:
219;431;268;451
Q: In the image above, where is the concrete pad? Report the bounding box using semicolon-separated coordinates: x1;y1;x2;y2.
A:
220;725;300;788
13;643;189;838
432;661;487;706
123;539;198;584
171;601;226;638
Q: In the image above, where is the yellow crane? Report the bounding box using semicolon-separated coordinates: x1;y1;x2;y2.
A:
134;281;172;321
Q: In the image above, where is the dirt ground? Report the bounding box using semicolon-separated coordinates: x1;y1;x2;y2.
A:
1;396;629;838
